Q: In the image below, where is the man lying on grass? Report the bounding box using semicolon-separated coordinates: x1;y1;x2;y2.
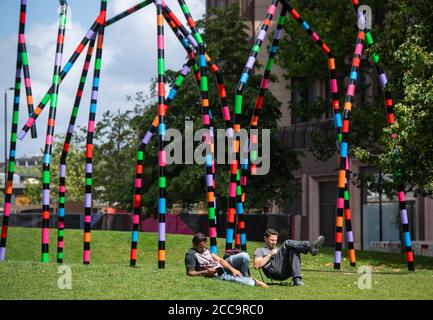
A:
185;232;268;288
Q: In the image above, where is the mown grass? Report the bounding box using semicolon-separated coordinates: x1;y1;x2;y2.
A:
1;227;433;300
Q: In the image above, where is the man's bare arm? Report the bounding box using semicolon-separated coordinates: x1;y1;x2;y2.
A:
253;255;273;269
186;267;217;277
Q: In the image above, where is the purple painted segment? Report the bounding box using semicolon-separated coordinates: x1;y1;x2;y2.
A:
257;30;266;41
17;130;26;141
91;90;98;100
187;34;198;48
401;209;408;224
55;53;62;67
158;223;166;241
334;251;341;263
347;231;354;243
85;193;92;208
142;131;153;145
246;56;256;70
42;190;50;205
379;73;388;88
206;174;213;187
60;164;66;177
275;29;283;40
68;124;75;134
181;65;190;75
86;163;92;173
0;248;5;261
86;29;95;40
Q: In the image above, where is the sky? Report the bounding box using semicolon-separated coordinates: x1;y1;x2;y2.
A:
0;0;206;160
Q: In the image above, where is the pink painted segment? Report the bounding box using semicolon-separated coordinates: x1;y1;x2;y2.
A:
135;178;142;188
26;117;35;128
88;120;95;133
59;186;66;193
311;32;320;42
251;134;258;144
159;151;166;166
45;134;54;145
209;228;217;238
83;250;90;262
203;114;210;125
4;203;11;216
133;215;140;225
331;79;338;93
223;107;230;121
84;215;92;223
345;158;350;170
355;43;363;56
58;241;64;248
58;221;65;229
398;191;405;202
261;79;269;89
84;61;90;70
229;182;236;197
157;35;164;49
347;84;355;97
337;198;344;209
42;228;49;244
268;4;277;15
25;78;31;88
240;176;247;186
19;34;25;44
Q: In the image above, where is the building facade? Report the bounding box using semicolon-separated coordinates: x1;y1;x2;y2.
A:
206;0;433;249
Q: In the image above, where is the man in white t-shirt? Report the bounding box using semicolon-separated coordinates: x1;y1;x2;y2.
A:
185;233;268;288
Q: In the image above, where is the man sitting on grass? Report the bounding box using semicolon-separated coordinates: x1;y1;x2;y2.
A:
254;228;325;286
185;232;268;288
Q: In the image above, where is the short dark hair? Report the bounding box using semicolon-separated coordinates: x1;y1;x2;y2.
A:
192;232;207;245
264;228;279;238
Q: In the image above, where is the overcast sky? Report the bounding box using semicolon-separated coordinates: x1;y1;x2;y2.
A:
0;0;206;159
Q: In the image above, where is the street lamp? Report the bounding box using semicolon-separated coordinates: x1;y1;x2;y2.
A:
4;87;14;179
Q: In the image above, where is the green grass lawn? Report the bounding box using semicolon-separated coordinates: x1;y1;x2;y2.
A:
1;227;433;300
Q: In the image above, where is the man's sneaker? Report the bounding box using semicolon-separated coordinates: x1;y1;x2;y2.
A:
293;277;305;286
310;235;325;256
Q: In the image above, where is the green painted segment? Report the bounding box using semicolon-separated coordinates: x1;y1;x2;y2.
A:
365;32;374;46
11;133;17;143
278;16;286;24
236;185;242;195
43;171;50;184
373;53;380;64
42;93;51;105
58;230;64;237
86;178;92;186
266;58;274;70
181;4;189;14
16;82;21;90
175;75;184;87
9;162;15;172
158;59;165;75
137;151;144;160
13;111;19;124
80;76;87;83
59;197;65;204
235;95;243;114
95;58;102;70
41;253;49;263
200;77;208;91
72;107;79;117
194;33;203;44
51;93;58;107
53;75;60;85
344;191;350;201
21;52;28;66
236;170;241;180
159;177;166;188
251;150;257;161
57;253;64;259
252;45;260;53
208;207;215;219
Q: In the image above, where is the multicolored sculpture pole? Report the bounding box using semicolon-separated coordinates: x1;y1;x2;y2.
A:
0;0;415;273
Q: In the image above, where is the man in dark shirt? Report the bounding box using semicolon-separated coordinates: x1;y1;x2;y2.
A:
185;232;268;288
254;228;325;286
